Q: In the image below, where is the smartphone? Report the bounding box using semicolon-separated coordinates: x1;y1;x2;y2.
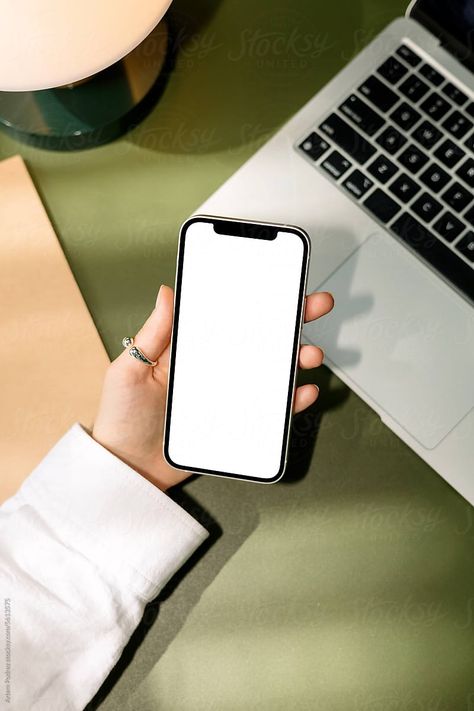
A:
163;215;310;484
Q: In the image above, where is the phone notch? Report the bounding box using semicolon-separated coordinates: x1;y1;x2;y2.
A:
212;219;278;241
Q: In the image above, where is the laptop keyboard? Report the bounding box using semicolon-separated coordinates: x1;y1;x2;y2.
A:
296;43;474;303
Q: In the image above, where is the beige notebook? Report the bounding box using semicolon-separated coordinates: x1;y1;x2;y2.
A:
0;155;109;503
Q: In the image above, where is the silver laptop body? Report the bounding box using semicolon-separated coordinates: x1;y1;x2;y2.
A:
197;3;474;502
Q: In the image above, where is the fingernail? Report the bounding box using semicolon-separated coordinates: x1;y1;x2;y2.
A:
313;384;320;394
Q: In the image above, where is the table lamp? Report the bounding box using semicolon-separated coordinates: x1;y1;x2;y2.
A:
0;0;173;150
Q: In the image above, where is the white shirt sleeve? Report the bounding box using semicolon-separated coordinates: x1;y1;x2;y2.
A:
0;424;209;711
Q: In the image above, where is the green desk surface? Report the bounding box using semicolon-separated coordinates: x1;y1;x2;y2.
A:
2;1;473;708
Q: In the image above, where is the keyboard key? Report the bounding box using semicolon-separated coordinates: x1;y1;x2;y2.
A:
390;102;421;130
339;94;384;136
464;205;474;227
466;102;474;118
420;92;451;120
321;150;352;179
433;212;464;242
358;75;399;112
319;114;376;164
442;182;472;211
399;75;429;102
419;163;451;193
411;192;443;222
377;56;409;84
389;173;420;201
376;126;407;154
442;82;468;106
412;120;442;148
367;154;398;183
455;158;474;188
455;232;474;262
391;213;474;301
465;133;474;151
442;110;473;139
419;63;444;86
398;144;429;173
342;169;374;198
434;139;465;168
298;132;330;161
363;188;401;223
396;44;421;66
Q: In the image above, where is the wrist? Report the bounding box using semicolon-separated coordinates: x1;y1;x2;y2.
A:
90;432;164;491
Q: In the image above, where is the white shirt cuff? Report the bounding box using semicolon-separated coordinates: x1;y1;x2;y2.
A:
19;423;209;601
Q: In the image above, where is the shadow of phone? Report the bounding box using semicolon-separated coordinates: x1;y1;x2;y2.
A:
283;365;350;484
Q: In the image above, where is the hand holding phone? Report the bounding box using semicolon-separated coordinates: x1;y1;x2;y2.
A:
92;249;332;490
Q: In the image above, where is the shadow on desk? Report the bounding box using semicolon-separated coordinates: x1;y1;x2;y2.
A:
127;0;365;156
85;487;259;711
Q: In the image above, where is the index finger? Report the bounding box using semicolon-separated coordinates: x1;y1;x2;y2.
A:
304;291;334;323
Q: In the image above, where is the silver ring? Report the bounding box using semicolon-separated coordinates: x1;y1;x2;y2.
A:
122;336;158;367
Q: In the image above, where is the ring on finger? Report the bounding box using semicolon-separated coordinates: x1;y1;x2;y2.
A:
121;336;158;367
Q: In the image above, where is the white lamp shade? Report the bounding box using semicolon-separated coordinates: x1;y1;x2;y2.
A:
0;0;173;91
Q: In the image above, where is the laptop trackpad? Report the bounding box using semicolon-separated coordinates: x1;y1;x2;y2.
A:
304;233;474;449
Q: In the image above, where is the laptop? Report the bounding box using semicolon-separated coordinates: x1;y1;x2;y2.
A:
197;1;474;503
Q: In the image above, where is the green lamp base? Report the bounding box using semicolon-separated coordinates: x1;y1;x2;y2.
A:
0;21;171;151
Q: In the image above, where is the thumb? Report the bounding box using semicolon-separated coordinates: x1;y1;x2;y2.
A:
127;285;174;367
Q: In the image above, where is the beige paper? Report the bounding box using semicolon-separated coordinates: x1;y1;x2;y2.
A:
0;155;109;503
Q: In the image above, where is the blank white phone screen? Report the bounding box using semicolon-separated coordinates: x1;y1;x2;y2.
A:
167;220;307;480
